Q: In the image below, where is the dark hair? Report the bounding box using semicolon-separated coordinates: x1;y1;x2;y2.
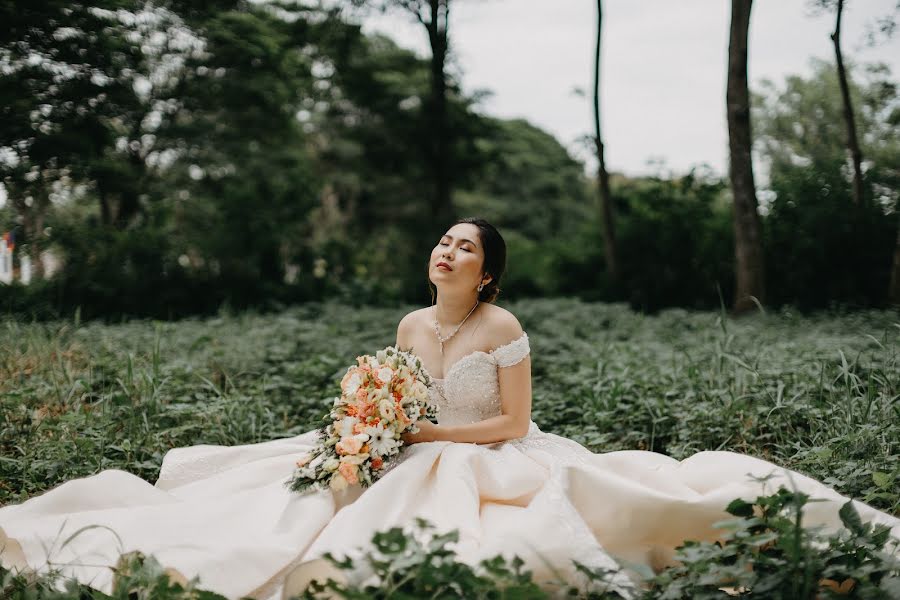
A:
428;217;507;303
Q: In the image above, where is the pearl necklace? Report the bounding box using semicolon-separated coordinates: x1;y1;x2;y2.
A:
432;300;479;354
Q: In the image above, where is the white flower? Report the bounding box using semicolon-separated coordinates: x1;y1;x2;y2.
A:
364;422;400;456
308;452;326;471
340;453;367;466
323;457;340;472
367;356;379;369
336;416;359;438
377;366;394;384
345;373;362;395
376;350;388;363
378;398;397;421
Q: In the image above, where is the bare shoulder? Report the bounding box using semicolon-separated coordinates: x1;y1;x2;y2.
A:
396;307;429;347
480;304;525;349
398;307;430;328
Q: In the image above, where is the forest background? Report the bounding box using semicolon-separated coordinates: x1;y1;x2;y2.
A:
1;0;899;320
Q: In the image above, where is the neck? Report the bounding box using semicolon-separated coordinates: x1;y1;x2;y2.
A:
434;291;480;326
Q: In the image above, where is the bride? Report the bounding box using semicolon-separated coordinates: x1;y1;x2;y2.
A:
1;217;899;600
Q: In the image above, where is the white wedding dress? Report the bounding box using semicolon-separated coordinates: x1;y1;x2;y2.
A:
2;331;899;599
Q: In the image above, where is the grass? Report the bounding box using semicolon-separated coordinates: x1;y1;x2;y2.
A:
1;299;898;514
2;298;900;598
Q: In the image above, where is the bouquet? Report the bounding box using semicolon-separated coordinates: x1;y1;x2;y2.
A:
287;346;437;495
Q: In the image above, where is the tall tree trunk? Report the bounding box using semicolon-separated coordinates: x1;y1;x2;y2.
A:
99;188;112;226
727;0;765;313
593;0;619;284
831;0;865;207
425;0;454;235
28;210;45;281
889;218;900;305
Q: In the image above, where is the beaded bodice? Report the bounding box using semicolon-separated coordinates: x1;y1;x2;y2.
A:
427;332;530;427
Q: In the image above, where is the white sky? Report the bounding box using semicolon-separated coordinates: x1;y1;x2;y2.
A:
361;0;900;178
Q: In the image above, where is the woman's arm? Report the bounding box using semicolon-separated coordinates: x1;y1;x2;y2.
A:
434;355;532;443
404;358;532;444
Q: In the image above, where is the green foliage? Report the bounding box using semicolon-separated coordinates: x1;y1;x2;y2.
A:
294;517;561;600
649;486;900;599
613;170;734;311
2;299;898;514
1;302;898;598
754;59;900;310
1;549;228;599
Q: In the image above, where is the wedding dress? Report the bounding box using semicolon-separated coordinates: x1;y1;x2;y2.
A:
1;331;899;600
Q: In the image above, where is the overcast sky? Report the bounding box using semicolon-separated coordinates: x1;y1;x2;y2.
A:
361;0;900;178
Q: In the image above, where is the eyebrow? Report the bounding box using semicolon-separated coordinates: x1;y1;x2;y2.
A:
441;234;478;248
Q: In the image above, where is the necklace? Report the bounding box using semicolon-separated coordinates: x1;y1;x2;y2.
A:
432;300;479;354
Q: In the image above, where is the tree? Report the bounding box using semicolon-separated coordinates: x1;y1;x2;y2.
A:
0;1;144;276
592;0;619;284
753;60;899;308
726;0;765;313
351;0;457;242
812;0;865;207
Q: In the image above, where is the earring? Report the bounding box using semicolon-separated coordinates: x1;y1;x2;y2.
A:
477;282;485;292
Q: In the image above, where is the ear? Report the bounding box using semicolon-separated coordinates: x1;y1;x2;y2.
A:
481;274;493;287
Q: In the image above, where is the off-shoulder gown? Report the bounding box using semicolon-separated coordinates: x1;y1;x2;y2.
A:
1;332;898;599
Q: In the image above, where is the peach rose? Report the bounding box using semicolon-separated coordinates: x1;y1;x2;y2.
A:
338;461;359;484
359;401;376;419
335;436;363;455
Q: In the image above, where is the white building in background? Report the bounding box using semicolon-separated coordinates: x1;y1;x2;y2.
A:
0;238;12;284
0;239;50;285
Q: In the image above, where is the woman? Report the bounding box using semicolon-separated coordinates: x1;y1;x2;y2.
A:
1;218;898;600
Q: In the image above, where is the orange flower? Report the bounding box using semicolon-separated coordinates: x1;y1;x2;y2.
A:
359;401;376;419
335;437;363;455
338;462;359;484
371;457;384;470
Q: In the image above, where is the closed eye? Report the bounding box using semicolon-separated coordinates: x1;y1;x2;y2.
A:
439;239;472;252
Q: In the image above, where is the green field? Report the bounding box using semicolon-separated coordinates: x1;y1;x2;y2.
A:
2;299;897;514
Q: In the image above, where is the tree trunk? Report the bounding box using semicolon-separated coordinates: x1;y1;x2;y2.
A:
593;0;619;283
831;0;865;207
99;188;112;226
727;0;765;314
426;0;454;234
889;217;900;305
28;211;45;281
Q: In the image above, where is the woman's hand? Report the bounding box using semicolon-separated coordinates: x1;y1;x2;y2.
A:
401;419;440;445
